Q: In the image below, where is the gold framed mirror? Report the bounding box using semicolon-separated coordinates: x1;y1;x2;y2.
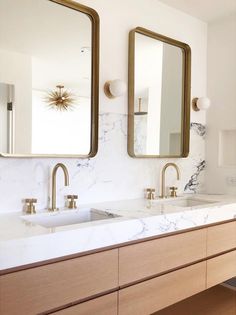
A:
0;0;99;157
128;27;191;158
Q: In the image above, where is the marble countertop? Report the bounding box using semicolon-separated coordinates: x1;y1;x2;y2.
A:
0;194;236;272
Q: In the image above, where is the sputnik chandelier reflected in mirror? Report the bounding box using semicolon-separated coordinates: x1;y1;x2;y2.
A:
45;85;75;111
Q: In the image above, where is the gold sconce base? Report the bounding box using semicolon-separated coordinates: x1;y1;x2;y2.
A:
192;98;200;111
104;81;115;99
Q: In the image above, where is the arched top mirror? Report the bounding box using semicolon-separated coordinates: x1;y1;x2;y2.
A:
0;0;99;157
128;27;191;158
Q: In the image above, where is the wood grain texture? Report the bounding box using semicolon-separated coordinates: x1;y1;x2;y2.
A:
207;221;236;256
207;251;236;288
51;292;118;315
119;229;207;285
0;249;118;315
153;285;236;315
119;262;206;315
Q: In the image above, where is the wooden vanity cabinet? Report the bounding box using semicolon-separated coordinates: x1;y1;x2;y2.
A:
206;221;236;289
118;221;235;315
0;221;235;315
0;249;118;315
119;262;206;315
207;250;236;288
119;229;207;286
51;292;118;315
207;222;236;256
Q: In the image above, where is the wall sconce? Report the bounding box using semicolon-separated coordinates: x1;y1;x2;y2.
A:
104;79;127;99
192;97;211;111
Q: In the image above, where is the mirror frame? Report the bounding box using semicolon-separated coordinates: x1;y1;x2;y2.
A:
0;0;99;158
128;27;191;158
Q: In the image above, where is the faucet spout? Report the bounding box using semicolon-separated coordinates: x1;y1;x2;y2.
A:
49;163;69;212
159;163;180;198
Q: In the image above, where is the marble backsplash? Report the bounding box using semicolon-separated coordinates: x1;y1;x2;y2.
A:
0;113;206;213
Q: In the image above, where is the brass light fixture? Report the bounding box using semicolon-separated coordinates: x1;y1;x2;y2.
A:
104;79;127;98
134;98;148;116
45;85;75;111
192;97;211;111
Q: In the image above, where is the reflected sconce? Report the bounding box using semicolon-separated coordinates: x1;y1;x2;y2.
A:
192;97;211;111
134;98;148;116
104;79;127;99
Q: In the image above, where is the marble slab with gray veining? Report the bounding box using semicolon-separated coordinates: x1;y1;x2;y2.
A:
0;194;236;271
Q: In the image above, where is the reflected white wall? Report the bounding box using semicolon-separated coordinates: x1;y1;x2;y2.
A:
32;91;91;155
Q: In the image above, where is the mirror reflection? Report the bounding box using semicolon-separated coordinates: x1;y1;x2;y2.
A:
0;0;99;157
128;28;191;158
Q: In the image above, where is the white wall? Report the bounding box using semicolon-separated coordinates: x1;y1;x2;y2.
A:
205;13;236;194
0;0;207;212
135;33;163;154
160;44;183;154
32;91;91;155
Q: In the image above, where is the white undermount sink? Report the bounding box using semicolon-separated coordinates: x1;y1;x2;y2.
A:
21;208;120;228
164;197;217;208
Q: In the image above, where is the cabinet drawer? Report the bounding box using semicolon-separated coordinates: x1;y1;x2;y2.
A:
207;250;236;288
0;249;118;315
119;262;206;315
207;222;236;256
51;292;118;315
119;229;207;285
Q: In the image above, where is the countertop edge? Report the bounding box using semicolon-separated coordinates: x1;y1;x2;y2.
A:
1;217;235;276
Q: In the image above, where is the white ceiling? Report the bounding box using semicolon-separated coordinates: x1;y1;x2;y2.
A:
159;0;236;22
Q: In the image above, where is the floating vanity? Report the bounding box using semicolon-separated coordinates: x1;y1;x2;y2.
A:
0;0;235;314
0;194;235;315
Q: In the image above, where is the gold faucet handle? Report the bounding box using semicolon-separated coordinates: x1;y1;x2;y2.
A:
146;188;156;200
169;187;178;198
25;198;37;214
67;195;78;209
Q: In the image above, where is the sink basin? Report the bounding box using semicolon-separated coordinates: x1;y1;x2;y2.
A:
21;208;120;228
165;198;217;208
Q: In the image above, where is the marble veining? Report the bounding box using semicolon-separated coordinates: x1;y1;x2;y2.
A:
0;194;235;271
184;160;206;193
190;122;206;137
0;112;205;212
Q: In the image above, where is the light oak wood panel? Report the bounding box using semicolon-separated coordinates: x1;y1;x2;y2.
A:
0;250;118;315
153;285;236;315
51;292;118;315
119;229;207;285
207;222;236;256
119;262;206;315
207;251;236;288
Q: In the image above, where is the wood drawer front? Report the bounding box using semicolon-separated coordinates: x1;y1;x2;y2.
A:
207;251;236;288
119;262;206;315
119;229;207;285
51;292;118;315
0;250;118;315
207;222;236;256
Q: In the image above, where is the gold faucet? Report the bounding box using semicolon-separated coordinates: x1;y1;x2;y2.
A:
159;163;180;198
49;163;69;212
